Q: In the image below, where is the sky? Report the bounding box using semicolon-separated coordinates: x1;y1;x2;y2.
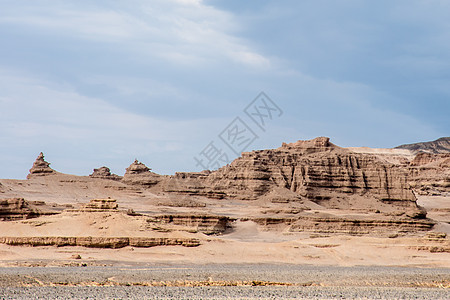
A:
0;0;449;179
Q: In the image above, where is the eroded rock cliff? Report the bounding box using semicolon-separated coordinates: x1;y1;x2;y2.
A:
408;153;450;196
164;137;422;216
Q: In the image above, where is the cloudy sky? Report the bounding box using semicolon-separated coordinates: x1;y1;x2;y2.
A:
1;0;449;179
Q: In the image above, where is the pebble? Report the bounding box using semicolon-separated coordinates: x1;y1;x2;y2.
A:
0;264;448;299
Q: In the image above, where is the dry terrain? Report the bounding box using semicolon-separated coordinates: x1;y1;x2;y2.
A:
0;137;449;298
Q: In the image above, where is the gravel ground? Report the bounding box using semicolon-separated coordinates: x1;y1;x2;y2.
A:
0;264;448;299
1;286;450;299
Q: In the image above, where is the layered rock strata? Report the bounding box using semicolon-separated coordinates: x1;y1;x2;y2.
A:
407;153;450;196
240;215;434;235
83;199;118;210
0;236;200;248
122;160;162;186
66;199;128;213
167;137;422;216
0;198;41;221
146;214;233;235
27;152;55;178
162;171;226;199
90;166;122;181
291;217;433;235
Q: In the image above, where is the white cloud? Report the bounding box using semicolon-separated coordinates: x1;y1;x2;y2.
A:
0;0;270;70
231;50;271;69
0;68;213;141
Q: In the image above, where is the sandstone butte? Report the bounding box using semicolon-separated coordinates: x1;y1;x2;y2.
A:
0;137;448;265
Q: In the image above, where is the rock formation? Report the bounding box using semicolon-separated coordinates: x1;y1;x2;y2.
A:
248;215;434;235
348;139;449;198
0;236;200;248
27;152;55;178
82;199;119;211
0;198;41;221
146;214;233;235
1;136;446;258
165;137;423;217
407;153;450;196
122;159;162;186
89;166;122;181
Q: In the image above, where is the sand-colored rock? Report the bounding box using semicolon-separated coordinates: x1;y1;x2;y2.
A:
167;137;422;217
0;136;448;268
27;152;56;178
0;236;200;248
162;171;226;199
89;166;122;181
0;198;41;221
128;237;200;247
408;153;450;196
146;214;233;235
288;216;434;235
347;141;449;198
83;199;118;210
122;160;162;186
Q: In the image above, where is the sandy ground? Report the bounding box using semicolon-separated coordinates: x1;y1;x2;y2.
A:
0;226;449;268
0;186;449;268
0;207;449;269
0;172;449;298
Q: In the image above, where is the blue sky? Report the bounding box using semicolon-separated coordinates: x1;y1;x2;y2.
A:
0;0;448;179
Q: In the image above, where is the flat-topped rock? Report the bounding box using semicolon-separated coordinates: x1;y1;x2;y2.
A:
84;199;118;210
146;214;233;235
281;136;334;150
27;152;56;178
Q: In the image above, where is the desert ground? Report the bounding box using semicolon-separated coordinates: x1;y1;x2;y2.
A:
0;137;449;298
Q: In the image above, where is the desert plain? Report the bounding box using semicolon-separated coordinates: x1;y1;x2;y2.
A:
0;137;449;299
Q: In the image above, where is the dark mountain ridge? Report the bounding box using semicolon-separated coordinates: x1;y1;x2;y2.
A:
395;137;450;154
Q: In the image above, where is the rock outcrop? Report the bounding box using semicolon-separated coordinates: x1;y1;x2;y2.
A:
166;137;422;216
27;152;55;178
0;198;41;221
89;166;122;181
247;216;434;235
407;153;450;196
0;236;200;248
64;199;129;213
162;171;226;199
122;160;162;186
82;199;119;211
146;214;233;235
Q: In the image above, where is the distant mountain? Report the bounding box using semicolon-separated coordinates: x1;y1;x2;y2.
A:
395;137;450;154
